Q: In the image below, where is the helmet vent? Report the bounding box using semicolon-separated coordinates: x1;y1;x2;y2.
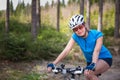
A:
81;17;83;22
75;15;78;18
77;16;80;22
72;18;74;22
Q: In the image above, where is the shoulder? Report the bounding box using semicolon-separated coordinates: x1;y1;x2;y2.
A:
72;33;77;40
90;29;100;33
89;29;104;39
72;33;77;38
89;29;103;34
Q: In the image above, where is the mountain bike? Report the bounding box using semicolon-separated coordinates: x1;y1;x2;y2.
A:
52;64;84;80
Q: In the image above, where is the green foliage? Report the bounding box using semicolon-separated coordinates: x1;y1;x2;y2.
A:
28;26;67;60
103;38;111;47
45;1;49;9
9;0;14;15
20;72;41;80
0;20;5;33
15;1;25;16
0;1;116;61
51;0;55;7
72;0;76;3
0;68;47;80
41;14;52;27
2;33;29;61
0;11;2;16
68;0;77;5
9;19;31;33
68;0;72;5
90;0;98;4
103;27;114;36
0;19;67;61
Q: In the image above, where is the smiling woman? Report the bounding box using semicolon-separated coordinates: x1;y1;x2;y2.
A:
47;14;113;80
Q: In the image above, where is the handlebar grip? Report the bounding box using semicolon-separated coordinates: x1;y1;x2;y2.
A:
74;67;84;74
52;67;62;74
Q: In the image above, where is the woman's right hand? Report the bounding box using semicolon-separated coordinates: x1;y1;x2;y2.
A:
47;67;52;72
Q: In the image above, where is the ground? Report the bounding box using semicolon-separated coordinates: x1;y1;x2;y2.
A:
99;55;120;80
0;55;120;80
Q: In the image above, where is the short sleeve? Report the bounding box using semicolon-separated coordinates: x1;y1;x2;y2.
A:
72;33;77;42
95;30;104;39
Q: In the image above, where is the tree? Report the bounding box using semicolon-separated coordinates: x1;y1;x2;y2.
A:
51;0;55;7
114;0;120;38
15;0;25;16
15;2;20;15
5;0;10;33
21;0;25;9
68;0;72;5
72;0;76;3
31;0;37;40
24;3;31;17
86;0;91;29
9;0;14;15
45;1;49;9
36;0;41;29
80;0;84;15
57;0;60;32
61;0;65;7
97;0;103;31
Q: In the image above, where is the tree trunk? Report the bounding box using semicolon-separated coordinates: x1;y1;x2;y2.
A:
5;0;10;33
98;0;103;31
114;0;120;38
36;0;41;29
31;0;37;40
62;0;65;7
57;0;60;32
80;0;84;15
86;0;90;29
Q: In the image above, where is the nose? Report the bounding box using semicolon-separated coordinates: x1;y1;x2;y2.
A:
77;28;82;32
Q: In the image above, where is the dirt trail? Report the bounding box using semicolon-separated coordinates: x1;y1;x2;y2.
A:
47;55;120;80
99;55;120;80
0;55;120;80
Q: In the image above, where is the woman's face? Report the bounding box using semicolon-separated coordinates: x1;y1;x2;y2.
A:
73;24;86;37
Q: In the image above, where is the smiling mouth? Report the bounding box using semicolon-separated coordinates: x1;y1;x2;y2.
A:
77;32;83;35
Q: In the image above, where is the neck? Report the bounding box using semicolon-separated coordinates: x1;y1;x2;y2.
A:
82;30;88;38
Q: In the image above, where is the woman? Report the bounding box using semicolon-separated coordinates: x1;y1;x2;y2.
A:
47;14;112;80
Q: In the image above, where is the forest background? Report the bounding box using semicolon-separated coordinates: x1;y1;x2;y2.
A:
0;0;120;80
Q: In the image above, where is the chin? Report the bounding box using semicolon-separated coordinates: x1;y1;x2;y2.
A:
78;33;85;37
78;34;83;37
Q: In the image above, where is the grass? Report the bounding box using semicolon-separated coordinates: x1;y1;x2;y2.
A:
0;60;48;80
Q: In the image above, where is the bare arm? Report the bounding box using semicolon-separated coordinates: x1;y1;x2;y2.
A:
53;37;75;65
92;37;103;63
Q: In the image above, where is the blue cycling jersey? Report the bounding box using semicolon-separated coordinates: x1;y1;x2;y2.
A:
72;30;112;62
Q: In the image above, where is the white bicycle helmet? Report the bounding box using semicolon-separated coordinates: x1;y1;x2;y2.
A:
69;14;84;30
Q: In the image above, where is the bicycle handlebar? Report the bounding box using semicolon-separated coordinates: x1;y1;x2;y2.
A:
52;64;84;75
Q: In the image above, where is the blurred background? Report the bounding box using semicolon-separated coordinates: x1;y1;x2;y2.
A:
0;0;120;80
